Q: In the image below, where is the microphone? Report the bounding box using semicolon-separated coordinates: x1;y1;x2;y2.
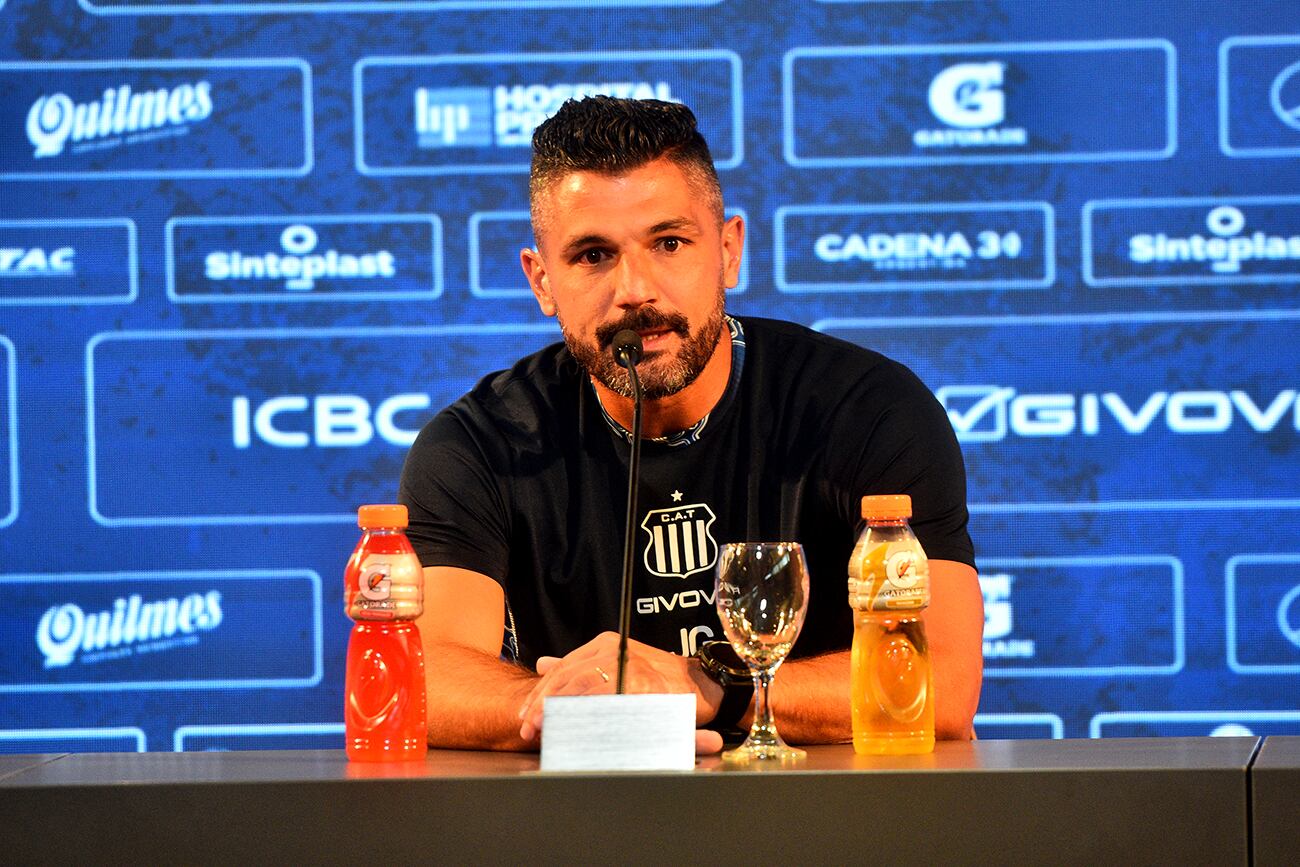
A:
612;329;642;369
611;329;643;694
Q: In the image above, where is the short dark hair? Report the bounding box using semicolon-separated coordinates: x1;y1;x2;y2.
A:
529;96;723;233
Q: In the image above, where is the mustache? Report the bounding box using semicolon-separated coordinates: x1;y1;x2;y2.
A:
595;307;690;350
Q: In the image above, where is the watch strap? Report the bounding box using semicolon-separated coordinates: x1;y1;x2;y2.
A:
695;641;753;732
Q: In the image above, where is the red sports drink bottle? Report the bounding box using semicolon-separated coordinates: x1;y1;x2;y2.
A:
344;504;428;762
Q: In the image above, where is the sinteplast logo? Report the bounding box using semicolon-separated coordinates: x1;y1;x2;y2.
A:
25;81;213;159
915;62;1027;148
414;80;678;148
1128;205;1300;274
203;223;397;292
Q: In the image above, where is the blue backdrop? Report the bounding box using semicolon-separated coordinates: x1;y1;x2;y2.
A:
2;0;1299;752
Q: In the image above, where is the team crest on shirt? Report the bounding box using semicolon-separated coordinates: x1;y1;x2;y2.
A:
640;503;719;580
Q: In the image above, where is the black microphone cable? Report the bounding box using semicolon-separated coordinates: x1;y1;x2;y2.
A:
611;330;643;695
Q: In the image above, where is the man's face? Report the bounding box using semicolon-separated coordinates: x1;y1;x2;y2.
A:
521;157;744;400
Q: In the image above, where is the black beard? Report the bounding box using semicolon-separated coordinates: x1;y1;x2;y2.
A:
561;298;726;400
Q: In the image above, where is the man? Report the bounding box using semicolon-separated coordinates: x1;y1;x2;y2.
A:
400;96;983;753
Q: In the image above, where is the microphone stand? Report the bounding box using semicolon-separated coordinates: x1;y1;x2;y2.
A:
613;337;643;695
537;329;693;771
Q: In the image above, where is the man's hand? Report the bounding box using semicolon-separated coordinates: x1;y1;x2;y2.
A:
516;631;724;754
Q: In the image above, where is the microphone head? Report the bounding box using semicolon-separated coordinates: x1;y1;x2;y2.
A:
612;330;643;368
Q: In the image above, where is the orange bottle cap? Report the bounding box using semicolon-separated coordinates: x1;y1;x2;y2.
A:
357;503;408;529
861;494;912;520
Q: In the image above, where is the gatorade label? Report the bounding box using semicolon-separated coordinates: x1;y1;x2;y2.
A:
348;552;423;620
850;541;929;611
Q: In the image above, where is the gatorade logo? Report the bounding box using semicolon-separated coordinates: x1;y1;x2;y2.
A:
886;550;920;588
915;61;1028;149
358;562;391;601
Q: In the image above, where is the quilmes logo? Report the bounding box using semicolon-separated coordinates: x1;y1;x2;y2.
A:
204;224;398;292
938;385;1300;442
814;228;1023;272
231;392;431;449
26;81;214;159
915;62;1027;149
979;573;1034;659
36;591;223;669
0;246;74;276
415;81;677;148
1128;206;1300;275
640;503;718;580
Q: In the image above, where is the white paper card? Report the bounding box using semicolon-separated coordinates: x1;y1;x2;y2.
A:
539;693;696;772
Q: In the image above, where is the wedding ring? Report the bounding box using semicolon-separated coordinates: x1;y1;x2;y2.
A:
594;666;610;683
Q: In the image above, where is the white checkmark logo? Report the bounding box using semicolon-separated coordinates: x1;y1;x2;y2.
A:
936;386;1016;441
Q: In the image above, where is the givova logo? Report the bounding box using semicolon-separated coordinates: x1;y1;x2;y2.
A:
413;80;677;148
26;80;213;159
938;385;1300;442
916;62;1027;149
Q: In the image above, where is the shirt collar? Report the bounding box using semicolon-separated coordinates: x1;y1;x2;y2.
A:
595;315;746;448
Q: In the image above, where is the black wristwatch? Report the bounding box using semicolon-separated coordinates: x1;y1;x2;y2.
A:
694;640;753;733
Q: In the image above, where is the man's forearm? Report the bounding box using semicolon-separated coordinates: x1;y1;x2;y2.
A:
752;639;980;744
425;643;537;750
760;651;853;744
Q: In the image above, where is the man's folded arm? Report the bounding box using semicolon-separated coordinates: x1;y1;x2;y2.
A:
416;565;537;751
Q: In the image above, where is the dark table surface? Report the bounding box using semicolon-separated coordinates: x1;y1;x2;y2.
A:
0;737;1269;866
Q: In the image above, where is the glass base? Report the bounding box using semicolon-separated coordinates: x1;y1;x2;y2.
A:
722;730;806;766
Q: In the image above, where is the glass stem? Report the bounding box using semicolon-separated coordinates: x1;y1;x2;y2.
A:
750;669;776;742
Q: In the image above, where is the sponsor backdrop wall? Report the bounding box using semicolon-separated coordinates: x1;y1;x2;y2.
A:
1;0;1298;753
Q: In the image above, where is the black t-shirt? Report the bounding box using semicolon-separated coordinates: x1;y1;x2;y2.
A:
399;316;974;668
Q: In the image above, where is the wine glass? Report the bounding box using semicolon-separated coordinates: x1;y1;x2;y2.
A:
714;541;810;763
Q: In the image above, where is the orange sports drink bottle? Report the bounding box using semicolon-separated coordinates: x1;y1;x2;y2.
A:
847;494;935;755
344;504;428;762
